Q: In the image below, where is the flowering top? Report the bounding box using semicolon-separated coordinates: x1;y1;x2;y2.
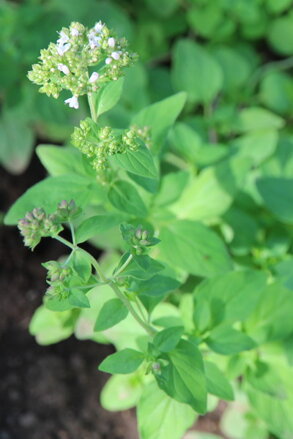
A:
28;21;137;109
71;118;148;171
18;200;79;250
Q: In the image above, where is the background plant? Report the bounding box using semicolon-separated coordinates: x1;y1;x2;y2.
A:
3;2;293;439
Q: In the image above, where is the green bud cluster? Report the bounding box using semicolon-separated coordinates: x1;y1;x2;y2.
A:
71;119;144;171
43;260;72;283
43;260;72;300
27;21;137;108
56;199;80;221
120;223;160;255
18;208;63;250
17;200;79;250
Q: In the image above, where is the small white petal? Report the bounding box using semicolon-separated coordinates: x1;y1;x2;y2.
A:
71;28;80;36
57;63;70;75
57;43;71;56
105;57;112;65
57;31;69;45
64;96;79;109
88;33;101;49
89;72;100;83
108;37;115;48
111;51;120;60
94;21;104;33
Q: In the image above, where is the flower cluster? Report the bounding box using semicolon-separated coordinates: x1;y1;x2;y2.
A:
28;21;137;109
43;261;72;300
55;199;80;221
120;223;160;255
71;118;146;171
18;208;63;250
17;200;79;250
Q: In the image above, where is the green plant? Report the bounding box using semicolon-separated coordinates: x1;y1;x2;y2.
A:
5;17;293;439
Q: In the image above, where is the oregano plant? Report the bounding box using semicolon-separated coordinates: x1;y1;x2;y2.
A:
5;20;293;439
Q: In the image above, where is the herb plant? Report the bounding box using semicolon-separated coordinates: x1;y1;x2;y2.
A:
5;17;293;439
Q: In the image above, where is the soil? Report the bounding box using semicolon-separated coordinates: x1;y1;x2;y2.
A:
0;154;227;439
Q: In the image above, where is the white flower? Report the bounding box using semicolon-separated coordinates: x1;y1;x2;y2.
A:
57;31;69;45
64;95;79;109
57;43;71;56
71;28;80;36
89;72;100;83
105;57;112;65
88;31;101;49
94;21;104;33
111;51;120;60
108;37;115;48
57;63;70;75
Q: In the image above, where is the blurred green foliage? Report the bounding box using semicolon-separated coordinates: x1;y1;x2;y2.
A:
0;0;292;173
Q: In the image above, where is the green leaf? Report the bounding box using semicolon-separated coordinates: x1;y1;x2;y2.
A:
168;123;202;163
137;381;196;439
94;298;128;331
247;359;293;439
153;326;183;352
212;46;251;92
256;177;293;224
134;275;180;297
101;374;143;411
110;143;158;179
193;270;267;331
266;0;292;13
145;0;179;17
99;348;145;374
204;361;234;401
93;77;124;117
36;145;92;177
236;107;284;132
44;295;74;312
69;289;90;308
132;274;180;313
246;283;293;343
71;250;92;282
29;306;75;345
75;214;125;244
4;175;93;225
274;258;293;290
206;326;256;355
120;255;164;280
132;93;186;152
259;71;293;115
0;107;34;174
246;361;287;399
268;13;293;55
154;171;190;207
159;220;232;278
127;173;159;194
232;130;279;165
170;156;251;220
172;39;223;104
108;180;147;217
155;339;207;413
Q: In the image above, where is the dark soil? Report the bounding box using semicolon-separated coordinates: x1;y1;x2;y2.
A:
0;154;227;439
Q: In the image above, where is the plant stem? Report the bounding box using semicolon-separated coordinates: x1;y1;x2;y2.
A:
88;93;97;122
109;280;156;337
53;239;156;337
84;251;156;336
54;235;76;250
135;296;148;322
69;222;76;246
113;254;133;278
249;56;293;91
